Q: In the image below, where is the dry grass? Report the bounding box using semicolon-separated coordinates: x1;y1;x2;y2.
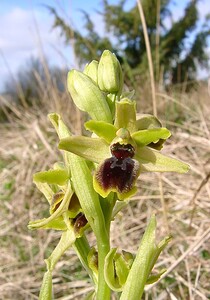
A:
0;79;210;300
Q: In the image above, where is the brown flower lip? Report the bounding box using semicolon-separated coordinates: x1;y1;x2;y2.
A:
95;142;139;195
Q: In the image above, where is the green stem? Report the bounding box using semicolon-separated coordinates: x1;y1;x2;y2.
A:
96;232;111;300
73;235;97;284
95;197;116;299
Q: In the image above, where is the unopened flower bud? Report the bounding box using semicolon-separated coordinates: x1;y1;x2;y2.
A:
67;70;112;123
98;50;123;94
83;60;98;85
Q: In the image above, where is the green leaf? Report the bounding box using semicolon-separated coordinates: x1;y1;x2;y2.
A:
104;248;122;291
132;128;171;147
67;70;112;123
115;253;130;286
85;120;117;143
39;271;53;300
120;215;171;300
45;229;76;271
136;146;190;173
33;169;69;186
59;136;110;164
104;248;132;292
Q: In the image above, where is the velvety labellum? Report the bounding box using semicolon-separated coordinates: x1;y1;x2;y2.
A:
73;213;88;233
95;143;140;196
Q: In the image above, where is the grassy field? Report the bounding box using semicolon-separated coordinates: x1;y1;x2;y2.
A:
0;77;210;299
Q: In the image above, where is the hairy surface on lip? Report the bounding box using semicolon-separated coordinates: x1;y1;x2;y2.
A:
95;143;139;194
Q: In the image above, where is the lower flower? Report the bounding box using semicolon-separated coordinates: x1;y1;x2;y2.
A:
93;142;140;200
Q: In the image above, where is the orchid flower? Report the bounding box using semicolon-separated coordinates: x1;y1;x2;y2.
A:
28;50;190;300
59;98;189;200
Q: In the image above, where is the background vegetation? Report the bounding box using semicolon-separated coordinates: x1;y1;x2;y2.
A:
0;0;210;299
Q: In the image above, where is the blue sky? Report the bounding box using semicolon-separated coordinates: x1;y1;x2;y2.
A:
0;0;209;92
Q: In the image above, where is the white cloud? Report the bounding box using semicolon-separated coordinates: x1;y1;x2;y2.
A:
0;7;73;91
198;0;210;19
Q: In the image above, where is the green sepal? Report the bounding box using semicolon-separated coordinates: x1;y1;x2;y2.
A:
132;128;171;147
28;182;73;230
29;216;67;231
83;60;98;84
45;229;76;272
120;215;171;300
48;113;71;139
59;136;110;164
48;113;75;171
85;120;117;143
34;182;54;205
136;146;190;173
33;169;69;186
120;90;135;100
136;114;162;130
67;70;112;123
39;271;53;300
114;99;137;133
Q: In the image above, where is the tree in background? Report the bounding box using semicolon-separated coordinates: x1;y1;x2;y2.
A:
48;0;210;87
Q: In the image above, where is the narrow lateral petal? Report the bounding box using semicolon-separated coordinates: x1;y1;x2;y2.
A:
85;120;117;143
132;128;171;147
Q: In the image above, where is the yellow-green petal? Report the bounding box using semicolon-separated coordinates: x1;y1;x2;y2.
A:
132;128;171;147
85;120;117;143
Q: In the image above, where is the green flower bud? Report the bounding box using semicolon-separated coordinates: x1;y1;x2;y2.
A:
98;50;123;94
83;60;98;85
67;70;112;123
